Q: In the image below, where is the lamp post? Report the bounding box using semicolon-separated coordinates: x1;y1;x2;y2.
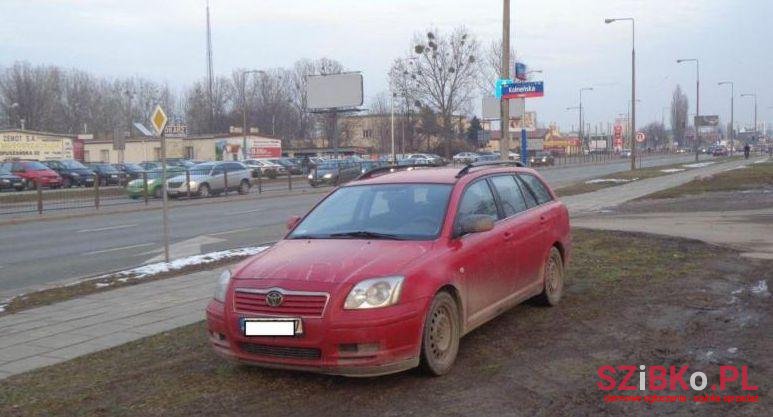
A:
240;70;265;160
676;58;700;161
579;87;593;150
605;17;636;170
500;0;511;161
740;93;758;141
718;81;734;153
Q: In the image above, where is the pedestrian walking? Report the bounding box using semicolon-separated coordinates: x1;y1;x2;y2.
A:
743;143;751;159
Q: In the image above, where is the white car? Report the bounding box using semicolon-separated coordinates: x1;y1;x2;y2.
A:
255;159;287;175
453;152;478;164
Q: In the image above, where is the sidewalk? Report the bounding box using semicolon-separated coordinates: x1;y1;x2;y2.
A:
0;156;761;381
0;270;215;379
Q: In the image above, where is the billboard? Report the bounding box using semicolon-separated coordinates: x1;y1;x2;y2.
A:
514;62;528;81
507;112;537;131
0;131;74;159
249;138;282;158
500;81;544;99
481;96;525;120
695;115;719;127
306;72;364;110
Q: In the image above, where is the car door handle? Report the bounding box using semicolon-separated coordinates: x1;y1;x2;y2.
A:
503;231;513;241
539;215;547;224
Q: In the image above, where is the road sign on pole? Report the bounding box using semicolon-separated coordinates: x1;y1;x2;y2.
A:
151;105;169;136
636;132;646;143
151;105;171;263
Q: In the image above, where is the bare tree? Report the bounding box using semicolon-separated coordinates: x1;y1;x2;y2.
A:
670;85;689;146
390;27;480;157
476;39;515;95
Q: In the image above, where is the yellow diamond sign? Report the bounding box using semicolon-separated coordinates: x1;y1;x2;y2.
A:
150;105;168;136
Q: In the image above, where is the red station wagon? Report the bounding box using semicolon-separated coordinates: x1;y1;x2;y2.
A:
0;160;62;189
206;162;571;376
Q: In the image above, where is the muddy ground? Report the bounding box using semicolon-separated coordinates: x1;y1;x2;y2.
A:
1;229;771;417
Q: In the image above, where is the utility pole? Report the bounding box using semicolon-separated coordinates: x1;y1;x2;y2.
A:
206;0;215;132
500;0;511;161
718;81;734;152
390;93;396;163
605;17;636;170
677;59;700;161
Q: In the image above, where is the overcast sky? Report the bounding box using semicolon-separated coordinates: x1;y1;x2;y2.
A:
1;0;771;132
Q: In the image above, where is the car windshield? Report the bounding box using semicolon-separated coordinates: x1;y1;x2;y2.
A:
122;163;144;171
60;160;87;169
290;183;452;240
24;161;50;171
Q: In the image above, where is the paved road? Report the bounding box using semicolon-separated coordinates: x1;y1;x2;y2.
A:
0;154;700;298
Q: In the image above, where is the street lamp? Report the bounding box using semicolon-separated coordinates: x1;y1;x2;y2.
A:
740;93;757;141
241;69;265;159
605;17;636;170
718;81;734;152
579;87;593;150
676;58;700;161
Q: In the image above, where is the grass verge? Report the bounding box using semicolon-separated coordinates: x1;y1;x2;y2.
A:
553;161;692;197
640;160;773;200
2;229;769;417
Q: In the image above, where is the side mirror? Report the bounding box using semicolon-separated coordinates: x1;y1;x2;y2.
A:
458;214;495;236
287;215;302;230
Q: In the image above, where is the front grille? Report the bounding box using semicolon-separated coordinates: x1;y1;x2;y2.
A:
167;181;184;188
234;290;327;317
240;343;321;360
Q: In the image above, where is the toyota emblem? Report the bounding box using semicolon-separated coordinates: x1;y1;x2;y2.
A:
265;291;284;307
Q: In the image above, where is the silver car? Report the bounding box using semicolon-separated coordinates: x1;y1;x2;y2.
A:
166;161;252;198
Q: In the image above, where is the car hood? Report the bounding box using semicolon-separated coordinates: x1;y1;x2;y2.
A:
167;173;210;183
234;239;434;284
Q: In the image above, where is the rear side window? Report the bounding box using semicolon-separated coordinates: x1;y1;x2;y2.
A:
518;174;553;205
457;180;498;219
490;175;528;217
513;175;538;208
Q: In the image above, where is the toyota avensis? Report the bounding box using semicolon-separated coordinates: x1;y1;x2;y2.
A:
206;162;571;376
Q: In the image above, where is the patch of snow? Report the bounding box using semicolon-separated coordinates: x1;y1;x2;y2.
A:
585;178;638;184
0;304;5;313
103;246;270;281
752;158;770;164
683;162;715;168
95;282;111;288
727;347;738;354
705;351;714;358
725;166;748;171
660;168;686;173
750;280;769;296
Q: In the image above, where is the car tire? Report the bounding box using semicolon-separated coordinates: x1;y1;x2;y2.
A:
238;179;250;195
536;247;564;306
198;183;210;198
62;178;72;188
420;291;460;376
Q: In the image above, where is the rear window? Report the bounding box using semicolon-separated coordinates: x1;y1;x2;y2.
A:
518;174;552;205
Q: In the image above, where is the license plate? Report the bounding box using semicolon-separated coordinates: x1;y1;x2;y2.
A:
242;318;301;336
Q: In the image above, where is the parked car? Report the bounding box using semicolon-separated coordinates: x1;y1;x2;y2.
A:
712;146;729;157
529;152;555;167
493;151;520;161
269;158;303;175
243;159;279;179
358;160;387;174
453;152;479;164
406;153;444;166
87;163;127;186
166;161;252;198
0;160;62;189
113;163;146;180
620;149;633;158
474;152;499;162
125;166;185;199
207;164;571;376
307;160;362;187
0;166;25;191
255;158;287;175
42;159;96;188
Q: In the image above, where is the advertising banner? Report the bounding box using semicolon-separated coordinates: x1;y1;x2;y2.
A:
0;132;74;159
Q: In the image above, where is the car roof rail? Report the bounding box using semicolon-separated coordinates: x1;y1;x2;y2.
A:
356;164;434;180
455;161;524;178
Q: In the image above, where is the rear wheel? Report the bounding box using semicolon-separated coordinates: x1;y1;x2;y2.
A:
198;183;210;198
62;178;72;188
536;247;564;306
238;179;250;195
420;291;460;376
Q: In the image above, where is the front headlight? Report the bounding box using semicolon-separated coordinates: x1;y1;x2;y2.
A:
542;157;547;162
307;174;313;180
344;276;404;309
72;172;80;177
189;180;198;188
214;270;231;302
323;173;333;179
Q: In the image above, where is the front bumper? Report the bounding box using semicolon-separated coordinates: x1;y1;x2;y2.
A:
206;294;425;377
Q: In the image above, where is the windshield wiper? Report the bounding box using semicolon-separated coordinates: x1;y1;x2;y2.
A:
329;231;405;240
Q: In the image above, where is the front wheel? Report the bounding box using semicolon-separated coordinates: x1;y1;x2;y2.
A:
536;247;564;306
420;291;460;376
